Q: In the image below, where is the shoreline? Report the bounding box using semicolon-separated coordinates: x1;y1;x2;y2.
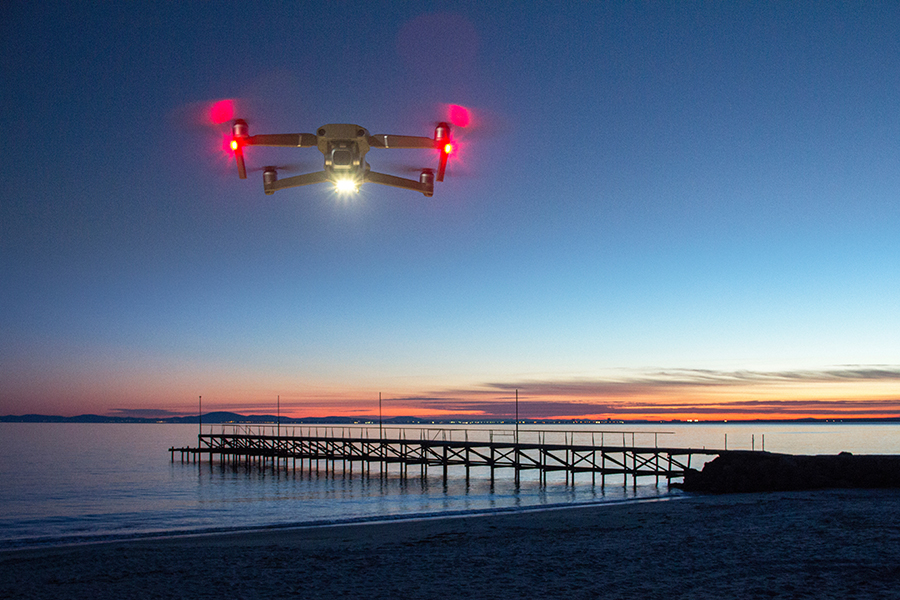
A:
1;492;682;552
3;489;900;599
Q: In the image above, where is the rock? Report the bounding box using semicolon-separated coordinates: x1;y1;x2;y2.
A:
677;451;900;493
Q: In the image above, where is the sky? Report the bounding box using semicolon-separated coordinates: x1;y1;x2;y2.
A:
2;1;899;421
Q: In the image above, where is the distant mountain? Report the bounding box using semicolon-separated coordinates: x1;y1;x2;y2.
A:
0;414;159;423
0;412;430;424
0;412;308;424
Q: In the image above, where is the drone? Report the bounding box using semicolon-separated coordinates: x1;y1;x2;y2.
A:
229;120;454;197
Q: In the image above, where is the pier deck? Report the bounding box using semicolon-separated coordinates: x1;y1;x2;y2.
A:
171;427;723;486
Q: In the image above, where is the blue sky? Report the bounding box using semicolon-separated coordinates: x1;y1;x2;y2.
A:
2;1;899;419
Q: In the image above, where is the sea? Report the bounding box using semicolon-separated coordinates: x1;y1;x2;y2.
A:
2;421;898;550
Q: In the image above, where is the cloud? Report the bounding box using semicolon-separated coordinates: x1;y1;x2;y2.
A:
146;366;900;421
392;365;900;419
401;397;900;419
474;366;900;397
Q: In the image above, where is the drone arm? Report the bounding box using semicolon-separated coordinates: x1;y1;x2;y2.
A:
263;171;329;195
365;171;433;197
437;150;450;182
234;145;247;179
245;133;318;147
367;135;436;150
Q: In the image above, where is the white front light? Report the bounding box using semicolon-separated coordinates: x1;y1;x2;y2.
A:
335;179;359;194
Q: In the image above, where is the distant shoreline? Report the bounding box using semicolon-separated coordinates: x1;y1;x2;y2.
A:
3;413;899;425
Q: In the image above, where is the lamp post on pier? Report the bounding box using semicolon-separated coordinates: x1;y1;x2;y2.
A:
515;389;519;444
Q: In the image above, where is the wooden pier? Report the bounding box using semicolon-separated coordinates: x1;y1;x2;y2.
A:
170;426;723;487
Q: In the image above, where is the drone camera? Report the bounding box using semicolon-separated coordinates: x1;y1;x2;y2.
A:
326;142;360;174
332;149;354;168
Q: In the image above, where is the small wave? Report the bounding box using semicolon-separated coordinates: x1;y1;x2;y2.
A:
0;491;683;552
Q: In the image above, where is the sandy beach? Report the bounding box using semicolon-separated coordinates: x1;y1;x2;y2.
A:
3;489;900;599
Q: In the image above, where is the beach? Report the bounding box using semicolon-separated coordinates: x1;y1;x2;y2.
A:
3;489;899;599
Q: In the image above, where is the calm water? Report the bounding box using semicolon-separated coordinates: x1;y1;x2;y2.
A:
1;422;898;549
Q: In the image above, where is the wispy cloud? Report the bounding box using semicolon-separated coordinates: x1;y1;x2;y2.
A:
475;366;900;397
390;366;900;419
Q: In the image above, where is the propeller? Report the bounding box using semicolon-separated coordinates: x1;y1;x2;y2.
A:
383;164;431;175
380;159;474;180
426;103;506;180
447;104;471;129
439;102;507;138
425;104;491;181
168;97;258;179
247;162;309;174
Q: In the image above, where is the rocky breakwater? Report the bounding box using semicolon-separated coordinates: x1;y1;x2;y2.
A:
678;451;900;493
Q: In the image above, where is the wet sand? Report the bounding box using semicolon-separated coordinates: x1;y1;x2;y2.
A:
3;489;900;599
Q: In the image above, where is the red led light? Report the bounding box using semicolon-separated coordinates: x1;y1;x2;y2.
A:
443;143;453;154
221;133;240;157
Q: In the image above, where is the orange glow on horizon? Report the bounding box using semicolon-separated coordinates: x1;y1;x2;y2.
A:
5;362;899;422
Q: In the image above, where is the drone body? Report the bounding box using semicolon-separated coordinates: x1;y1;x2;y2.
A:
230;120;453;197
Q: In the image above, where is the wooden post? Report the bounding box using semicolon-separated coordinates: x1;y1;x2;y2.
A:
490;445;495;485
465;443;470;482
601;449;606;487
540;447;545;486
514;389;519;444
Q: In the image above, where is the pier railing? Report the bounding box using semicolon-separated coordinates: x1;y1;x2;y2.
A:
171;426;723;487
200;424;677;447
